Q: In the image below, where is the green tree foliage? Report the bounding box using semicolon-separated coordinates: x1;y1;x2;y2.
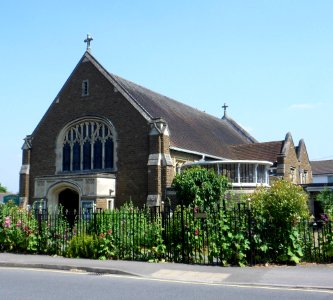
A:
0;183;8;193
251;180;309;224
317;188;333;220
172;166;230;210
250;180;310;264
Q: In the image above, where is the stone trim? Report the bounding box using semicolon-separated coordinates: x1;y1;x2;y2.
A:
147;153;162;166
146;194;161;207
20;164;30;175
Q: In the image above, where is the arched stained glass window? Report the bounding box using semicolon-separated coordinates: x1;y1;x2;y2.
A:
93;140;102;169
105;139;114;169
73;142;81;171
61;118;115;172
63;143;71;171
83;141;91;170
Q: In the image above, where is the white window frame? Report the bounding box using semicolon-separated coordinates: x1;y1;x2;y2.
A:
107;198;114;210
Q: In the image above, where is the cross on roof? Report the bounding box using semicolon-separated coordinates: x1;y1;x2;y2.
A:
84;34;93;52
222;103;228;117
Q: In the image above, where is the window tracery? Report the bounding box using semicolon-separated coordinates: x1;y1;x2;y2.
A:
62;119;114;172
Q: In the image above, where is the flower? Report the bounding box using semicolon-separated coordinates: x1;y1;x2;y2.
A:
194;228;199;236
107;229;112;235
4;216;11;228
16;220;22;227
320;213;329;222
100;232;105;238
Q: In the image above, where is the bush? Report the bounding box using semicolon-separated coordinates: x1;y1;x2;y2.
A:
66;234;98;259
0;202;39;253
172;166;229;210
317;188;333;220
250;180;310;264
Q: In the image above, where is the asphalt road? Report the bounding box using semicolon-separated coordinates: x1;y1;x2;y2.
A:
0;267;332;300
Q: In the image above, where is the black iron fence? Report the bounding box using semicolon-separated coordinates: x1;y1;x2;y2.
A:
1;205;332;265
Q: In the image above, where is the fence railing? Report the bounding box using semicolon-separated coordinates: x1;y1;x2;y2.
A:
1;205;332;265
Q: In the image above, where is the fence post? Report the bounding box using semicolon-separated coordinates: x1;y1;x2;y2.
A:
180;200;185;264
247;207;255;266
37;209;43;253
94;211;97;235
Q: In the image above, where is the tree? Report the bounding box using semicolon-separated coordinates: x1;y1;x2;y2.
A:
0;183;8;193
171;166;229;210
317;188;333;220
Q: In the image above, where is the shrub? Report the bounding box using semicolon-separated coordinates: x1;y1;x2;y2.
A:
250;180;310;264
172;166;229;210
66;234;98;259
0;202;39;253
317;188;333;220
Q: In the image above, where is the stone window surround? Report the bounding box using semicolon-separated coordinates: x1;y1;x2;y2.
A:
55;116;118;174
82;79;89;96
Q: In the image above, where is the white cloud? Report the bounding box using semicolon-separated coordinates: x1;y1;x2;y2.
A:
288;103;315;110
288;103;323;110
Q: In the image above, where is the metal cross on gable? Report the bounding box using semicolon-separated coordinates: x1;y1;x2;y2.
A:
222;103;228;117
84;34;93;52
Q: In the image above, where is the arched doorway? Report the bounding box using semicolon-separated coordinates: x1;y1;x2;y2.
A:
58;188;79;227
58;188;79;213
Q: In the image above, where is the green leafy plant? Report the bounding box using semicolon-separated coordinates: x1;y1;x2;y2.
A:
317;188;333;220
172;166;229;211
0;183;8;193
0;201;39;253
97;230;115;260
250;180;310;264
66;234;98;258
206;205;250;266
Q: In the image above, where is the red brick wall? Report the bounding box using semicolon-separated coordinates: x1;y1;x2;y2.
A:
28;60;150;207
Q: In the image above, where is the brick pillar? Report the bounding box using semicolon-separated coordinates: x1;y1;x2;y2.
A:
147;118;174;207
160;127;174;201
19;135;32;208
147;120;162;207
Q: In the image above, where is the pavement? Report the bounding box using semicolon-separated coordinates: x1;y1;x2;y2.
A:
0;253;332;291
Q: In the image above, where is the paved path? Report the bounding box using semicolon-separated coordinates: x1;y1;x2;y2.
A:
0;253;332;290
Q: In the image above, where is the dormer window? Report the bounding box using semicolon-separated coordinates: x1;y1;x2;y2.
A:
82;80;89;96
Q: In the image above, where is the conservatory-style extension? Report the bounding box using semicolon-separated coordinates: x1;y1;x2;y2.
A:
181;160;273;192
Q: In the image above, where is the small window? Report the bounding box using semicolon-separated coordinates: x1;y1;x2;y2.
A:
82;80;89;96
290;167;296;183
303;171;308;184
328;175;333;184
107;198;114;210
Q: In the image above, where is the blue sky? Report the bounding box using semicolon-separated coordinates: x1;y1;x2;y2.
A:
1;0;332;193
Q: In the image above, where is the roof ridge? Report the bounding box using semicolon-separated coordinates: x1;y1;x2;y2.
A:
231;140;284;148
222;115;258;144
311;159;333;163
84;52;153;121
109;74;154;119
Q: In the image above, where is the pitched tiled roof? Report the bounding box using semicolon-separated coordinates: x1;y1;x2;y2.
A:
230;141;284;164
311;160;333;175
110;74;254;158
222;115;258;143
50;52;256;159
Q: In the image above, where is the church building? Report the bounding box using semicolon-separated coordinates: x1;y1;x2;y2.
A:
19;45;312;211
